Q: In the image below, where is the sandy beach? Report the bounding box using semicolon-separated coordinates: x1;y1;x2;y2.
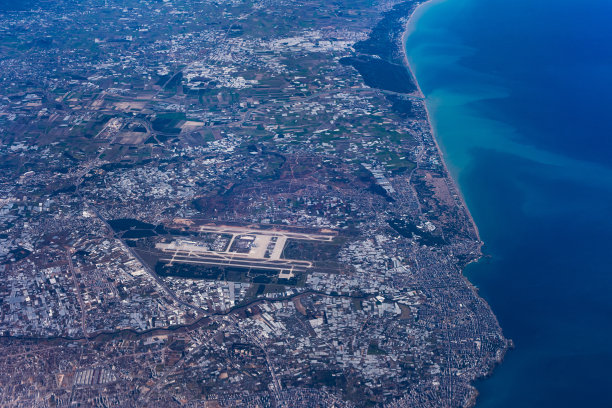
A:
400;0;483;244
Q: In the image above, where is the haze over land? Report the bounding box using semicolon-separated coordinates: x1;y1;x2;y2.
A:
0;0;511;406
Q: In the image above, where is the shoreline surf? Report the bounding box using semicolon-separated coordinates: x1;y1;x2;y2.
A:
401;0;482;244
399;1;511;404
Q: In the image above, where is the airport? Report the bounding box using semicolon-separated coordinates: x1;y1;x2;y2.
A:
156;224;337;278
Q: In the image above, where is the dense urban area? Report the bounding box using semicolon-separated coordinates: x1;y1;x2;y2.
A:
0;0;509;406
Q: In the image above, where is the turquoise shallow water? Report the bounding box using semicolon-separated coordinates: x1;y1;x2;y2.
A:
406;0;612;406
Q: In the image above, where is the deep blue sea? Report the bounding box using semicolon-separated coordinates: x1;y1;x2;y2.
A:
406;0;612;406
0;1;36;11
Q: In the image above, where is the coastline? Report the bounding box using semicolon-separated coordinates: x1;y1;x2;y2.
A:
400;0;482;244
2;0;611;406
398;0;510;405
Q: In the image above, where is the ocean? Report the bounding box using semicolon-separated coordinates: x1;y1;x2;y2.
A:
405;0;612;406
0;1;35;11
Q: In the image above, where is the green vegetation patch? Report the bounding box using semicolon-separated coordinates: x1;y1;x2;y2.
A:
152;112;186;134
367;342;388;355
